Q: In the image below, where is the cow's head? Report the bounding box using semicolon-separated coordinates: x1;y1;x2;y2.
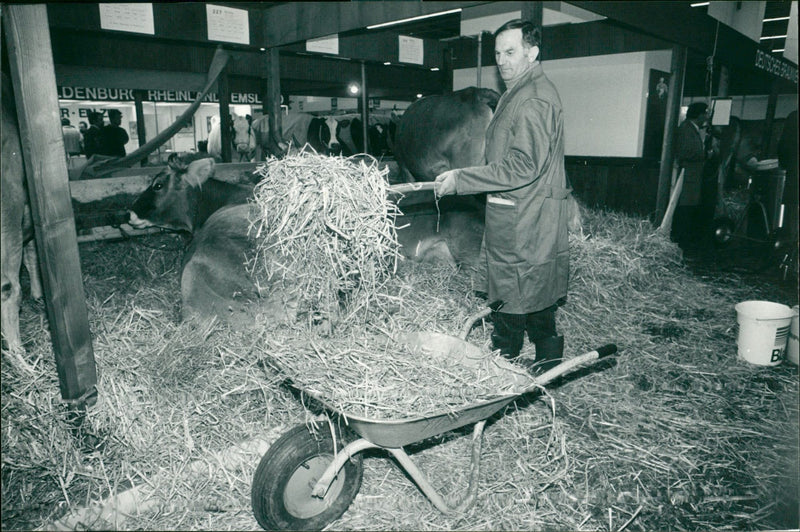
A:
307;116;341;155
128;154;215;233
231;115;256;161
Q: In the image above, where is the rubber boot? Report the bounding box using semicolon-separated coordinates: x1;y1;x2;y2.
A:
491;312;526;360
532;335;564;375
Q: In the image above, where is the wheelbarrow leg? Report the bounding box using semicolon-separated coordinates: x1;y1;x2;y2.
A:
387;420;487;515
311;438;378;498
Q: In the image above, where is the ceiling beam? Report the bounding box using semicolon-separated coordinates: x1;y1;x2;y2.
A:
570;1;797;86
256;1;488;48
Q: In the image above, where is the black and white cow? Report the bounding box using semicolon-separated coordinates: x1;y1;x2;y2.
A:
252;113;340;158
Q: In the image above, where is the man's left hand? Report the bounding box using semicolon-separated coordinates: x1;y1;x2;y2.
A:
434;170;457;197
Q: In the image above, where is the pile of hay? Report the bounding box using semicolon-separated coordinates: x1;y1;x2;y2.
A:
249;150;401;321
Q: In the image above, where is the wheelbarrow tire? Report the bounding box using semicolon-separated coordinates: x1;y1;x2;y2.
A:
251;423;363;531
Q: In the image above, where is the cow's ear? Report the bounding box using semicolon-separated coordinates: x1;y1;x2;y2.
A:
184;157;215;186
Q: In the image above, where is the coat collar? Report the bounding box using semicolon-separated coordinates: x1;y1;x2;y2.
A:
495;62;544;116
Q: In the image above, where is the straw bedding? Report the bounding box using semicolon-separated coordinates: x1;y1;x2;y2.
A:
1;152;797;531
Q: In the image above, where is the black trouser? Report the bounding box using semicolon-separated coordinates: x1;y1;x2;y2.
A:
492;304;557;358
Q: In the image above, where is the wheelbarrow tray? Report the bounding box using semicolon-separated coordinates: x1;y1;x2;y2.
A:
296;330;537;448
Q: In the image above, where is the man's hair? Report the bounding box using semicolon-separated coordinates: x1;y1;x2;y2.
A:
494;18;542;52
108;109;122;118
61;118;70;126
686;102;708;120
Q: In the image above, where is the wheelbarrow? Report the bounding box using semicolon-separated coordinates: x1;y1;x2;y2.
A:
251;307;617;530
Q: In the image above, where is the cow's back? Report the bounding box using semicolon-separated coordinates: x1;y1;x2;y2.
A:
180;203;259;323
194;180;254;230
394;87;499;182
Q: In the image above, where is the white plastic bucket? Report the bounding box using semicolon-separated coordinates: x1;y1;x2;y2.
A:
787;305;799;366
735;301;795;366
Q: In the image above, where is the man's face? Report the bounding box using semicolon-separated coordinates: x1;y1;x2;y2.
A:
495;28;538;82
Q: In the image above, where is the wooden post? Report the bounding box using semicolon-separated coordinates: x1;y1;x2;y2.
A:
443;45;454;93
521;2;544;29
134;91;147;166
218;66;232;162
762;78;780;157
4;4;97;406
266;48;282;153
655;45;687;225
361;61;369;154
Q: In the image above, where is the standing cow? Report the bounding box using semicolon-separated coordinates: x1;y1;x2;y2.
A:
252;113;340;159
335;115;393;157
393;87;501;183
208;114;257;162
1;74;43;369
128;153;259;323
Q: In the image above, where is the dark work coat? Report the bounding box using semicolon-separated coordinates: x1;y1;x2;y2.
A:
451;63;571;314
675;119;706;206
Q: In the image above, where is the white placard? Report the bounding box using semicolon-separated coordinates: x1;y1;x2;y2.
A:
398;35;424;65
711;98;732;126
206;4;250;45
99;3;154;35
306;34;339;55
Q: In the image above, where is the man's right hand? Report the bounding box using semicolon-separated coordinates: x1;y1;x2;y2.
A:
434;170;457;197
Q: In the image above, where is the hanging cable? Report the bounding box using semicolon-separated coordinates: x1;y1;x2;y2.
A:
706;20;720;104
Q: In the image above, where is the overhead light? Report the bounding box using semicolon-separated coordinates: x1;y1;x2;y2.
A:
348;83;360;95
690;2;709;6
367;8;462;30
384;61;391;65
763;16;791;22
259;47;266;52
774;48;785;52
430;67;440;71
416;93;423;99
760;34;788;40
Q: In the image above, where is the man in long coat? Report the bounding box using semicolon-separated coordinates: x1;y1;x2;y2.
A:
434;19;572;374
671;101;710;248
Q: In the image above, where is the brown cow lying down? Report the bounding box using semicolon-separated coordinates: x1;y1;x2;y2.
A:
128;153;488;325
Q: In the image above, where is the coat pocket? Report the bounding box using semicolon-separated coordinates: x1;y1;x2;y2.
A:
484;200;517;260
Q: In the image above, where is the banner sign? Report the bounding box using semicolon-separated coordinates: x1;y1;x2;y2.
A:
754;49;798;84
57;86;262;104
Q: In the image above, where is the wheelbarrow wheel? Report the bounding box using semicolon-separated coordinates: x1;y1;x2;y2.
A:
251;423;363;531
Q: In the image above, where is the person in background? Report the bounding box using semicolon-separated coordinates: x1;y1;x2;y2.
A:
78;121;89;138
433;19;571;375
671;101;710;249
98;109;129;157
61;117;82;159
82;111;103;159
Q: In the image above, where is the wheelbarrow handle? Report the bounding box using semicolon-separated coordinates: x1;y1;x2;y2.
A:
595;343;618;358
529;344;619;389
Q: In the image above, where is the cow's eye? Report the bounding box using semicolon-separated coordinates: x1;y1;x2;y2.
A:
153;182;163;191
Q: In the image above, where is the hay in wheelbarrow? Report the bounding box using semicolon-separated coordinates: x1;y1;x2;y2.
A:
249;149;401;322
258;325;534;421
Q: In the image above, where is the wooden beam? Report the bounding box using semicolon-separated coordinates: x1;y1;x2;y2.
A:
218;67;232;162
570;1;797;87
4;5;97;404
260;2;487;48
280;30;446;68
655;45;687;225
266;48;282;156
